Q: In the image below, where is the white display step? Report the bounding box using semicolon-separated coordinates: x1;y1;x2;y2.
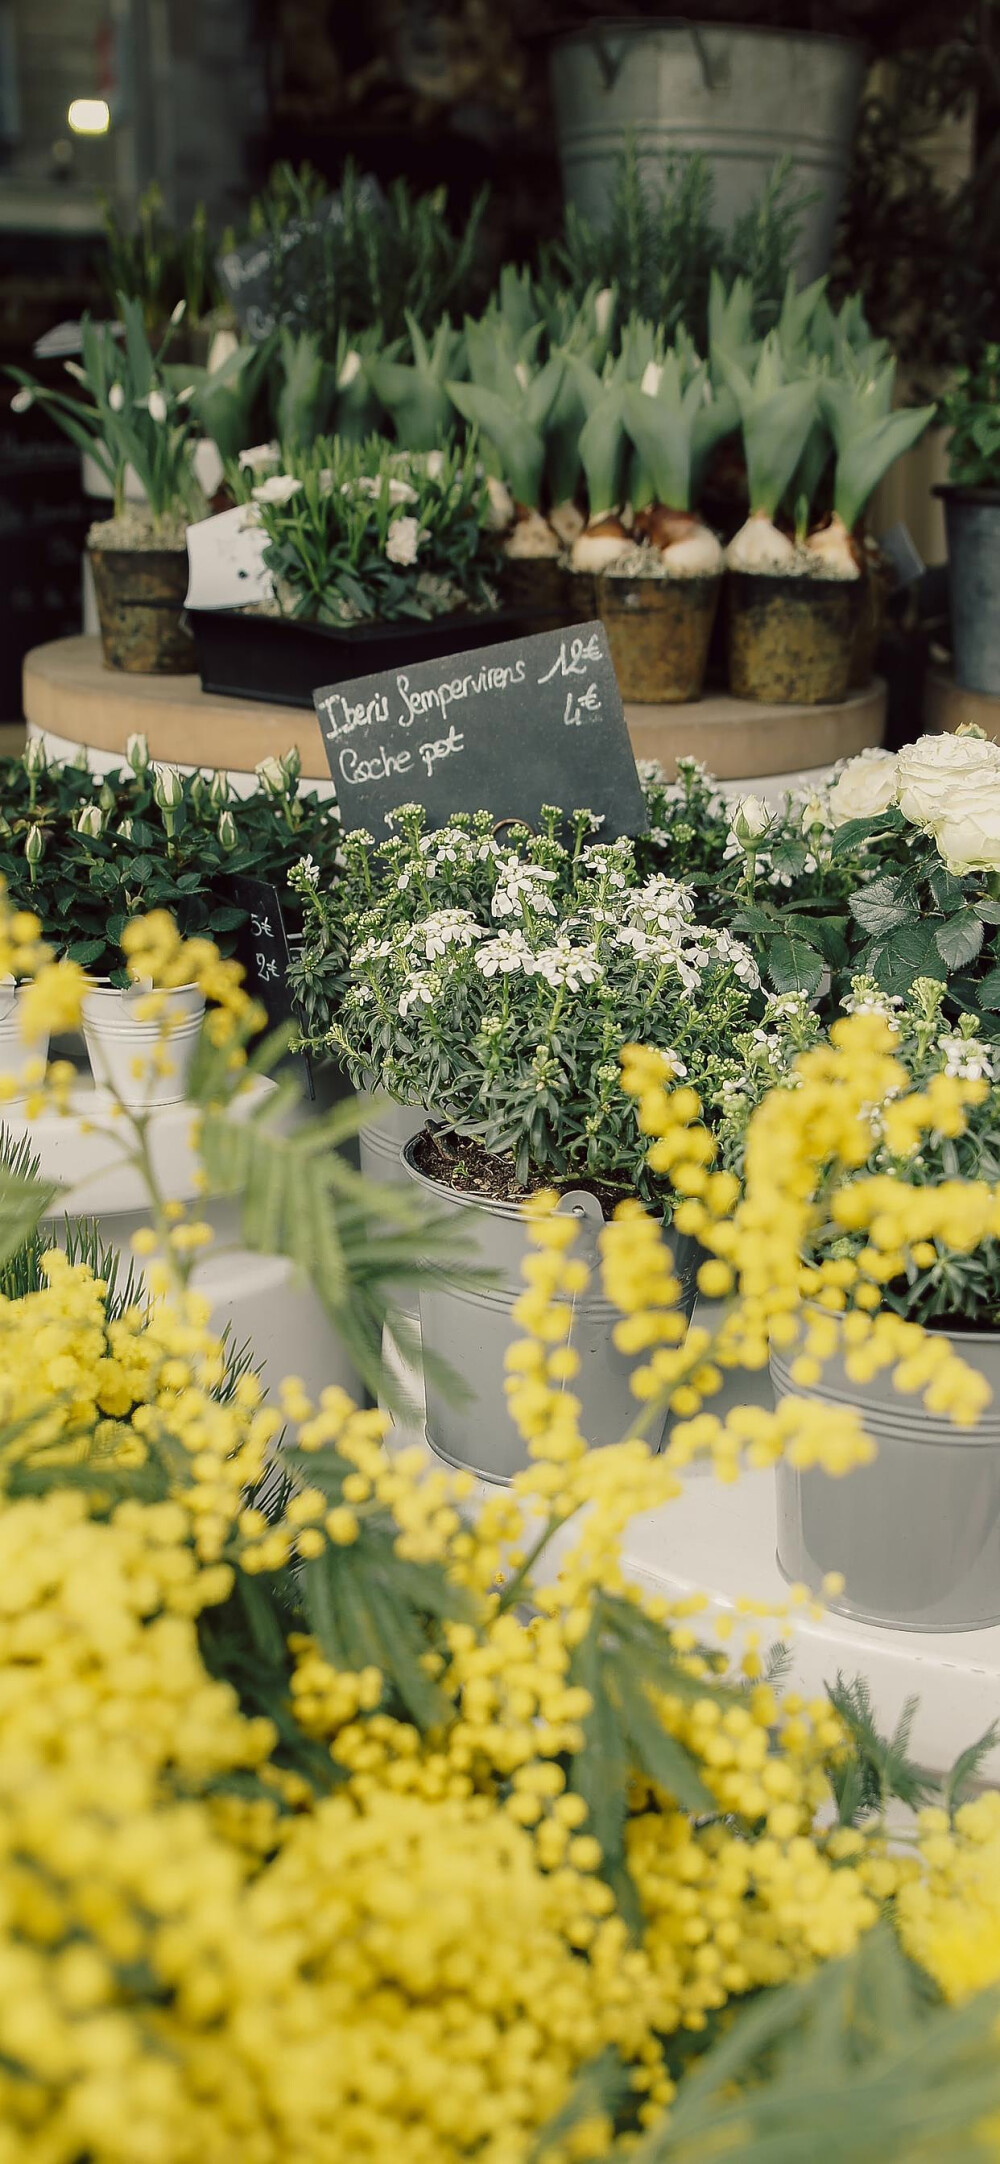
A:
5;1075;276;1214
381;1323;1000;1784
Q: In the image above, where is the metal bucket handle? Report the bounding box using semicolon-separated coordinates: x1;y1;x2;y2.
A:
0;974;16;1025
580;21;723;94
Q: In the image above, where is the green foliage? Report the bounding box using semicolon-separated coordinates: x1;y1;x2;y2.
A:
0;744;341;985
100;184;220;331
543;144;807;349
8;296;204;525
827;1673;935;1822
631;1928;1000;2163
241;436;494;627
230;158;492;347
942;346;1000;489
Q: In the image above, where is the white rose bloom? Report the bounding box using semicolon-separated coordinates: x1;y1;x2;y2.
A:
827;747;899;826
251;474;303;505
239;442;281;473
895;732;1000;828
385;515;422;567
729;795;771;847
932;789;1000;875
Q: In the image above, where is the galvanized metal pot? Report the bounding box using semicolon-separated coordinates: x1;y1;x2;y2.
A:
358;1096;430;1324
548;24;864;281
936;487;1000;697
402;1134;699;1484
772;1321;1000;1632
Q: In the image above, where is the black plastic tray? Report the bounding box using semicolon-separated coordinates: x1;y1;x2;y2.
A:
188;603;541;709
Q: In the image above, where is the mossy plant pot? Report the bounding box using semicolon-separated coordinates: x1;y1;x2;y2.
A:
725;571;862;705
499;558;596;634
88;543;194;675
597;574;721;703
935;485;1000;697
771;1317;1000;1632
402;1132;698;1485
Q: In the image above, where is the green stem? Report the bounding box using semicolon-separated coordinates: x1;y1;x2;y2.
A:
496;1512;572;1614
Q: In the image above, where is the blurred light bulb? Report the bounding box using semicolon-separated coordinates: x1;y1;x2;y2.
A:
68;98;110;135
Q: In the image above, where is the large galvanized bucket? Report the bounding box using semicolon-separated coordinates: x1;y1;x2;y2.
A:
358;1095;429;1324
772;1322;1000;1632
402;1135;698;1484
549;24;864;281
937;488;1000;698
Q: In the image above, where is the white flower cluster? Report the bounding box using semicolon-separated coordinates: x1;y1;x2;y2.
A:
937;1032;996;1083
492;859;559;921
407;909;483;962
829;731;1000;876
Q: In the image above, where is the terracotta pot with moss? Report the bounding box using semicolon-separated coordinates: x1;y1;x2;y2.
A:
89;510;196;675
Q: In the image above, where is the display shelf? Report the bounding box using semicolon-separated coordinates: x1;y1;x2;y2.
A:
24;636;885;804
6;1074;276;1215
381;1321;1000;1783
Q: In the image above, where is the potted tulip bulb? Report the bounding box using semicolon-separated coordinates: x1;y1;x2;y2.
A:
447;348;589;628
9;297;208;673
593;350;726;702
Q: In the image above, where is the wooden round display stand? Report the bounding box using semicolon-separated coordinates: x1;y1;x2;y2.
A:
625;677;886;780
24;635;886;792
924;664;1000;743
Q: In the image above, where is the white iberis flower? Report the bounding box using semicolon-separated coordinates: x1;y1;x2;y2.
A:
475;931;534;979
937;1033;995;1083
711;928;761;990
408;909;483;962
525;940;603;993
491;859;559;922
398;971;436;1018
841;985;903;1029
294;853;320;886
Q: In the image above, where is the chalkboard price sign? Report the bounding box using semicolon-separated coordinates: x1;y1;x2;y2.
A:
217;177;384;341
313;620;645;839
222;874;314;1097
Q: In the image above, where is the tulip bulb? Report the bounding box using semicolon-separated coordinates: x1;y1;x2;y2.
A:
569;516;631;574
725;513;797;573
805;515;861;580
504;509;561;561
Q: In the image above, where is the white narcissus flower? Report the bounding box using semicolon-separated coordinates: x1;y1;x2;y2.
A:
10;386;33;413
170;299;187;325
895;732;1000;828
146;388;168;424
729;796;771;848
108;383;125;412
827;747;899;827
64;360;87;385
252;474;303;506
385;515;423;567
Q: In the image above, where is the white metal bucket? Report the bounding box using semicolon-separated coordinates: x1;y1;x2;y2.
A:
82;982;205;1108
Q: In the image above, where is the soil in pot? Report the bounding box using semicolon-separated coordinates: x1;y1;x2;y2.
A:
89;510;195;675
597;573;720;703
726;570;862;705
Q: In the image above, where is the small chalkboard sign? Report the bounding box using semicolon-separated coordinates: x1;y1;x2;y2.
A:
313;620;646;839
217;177;384;342
223;874;314;1097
